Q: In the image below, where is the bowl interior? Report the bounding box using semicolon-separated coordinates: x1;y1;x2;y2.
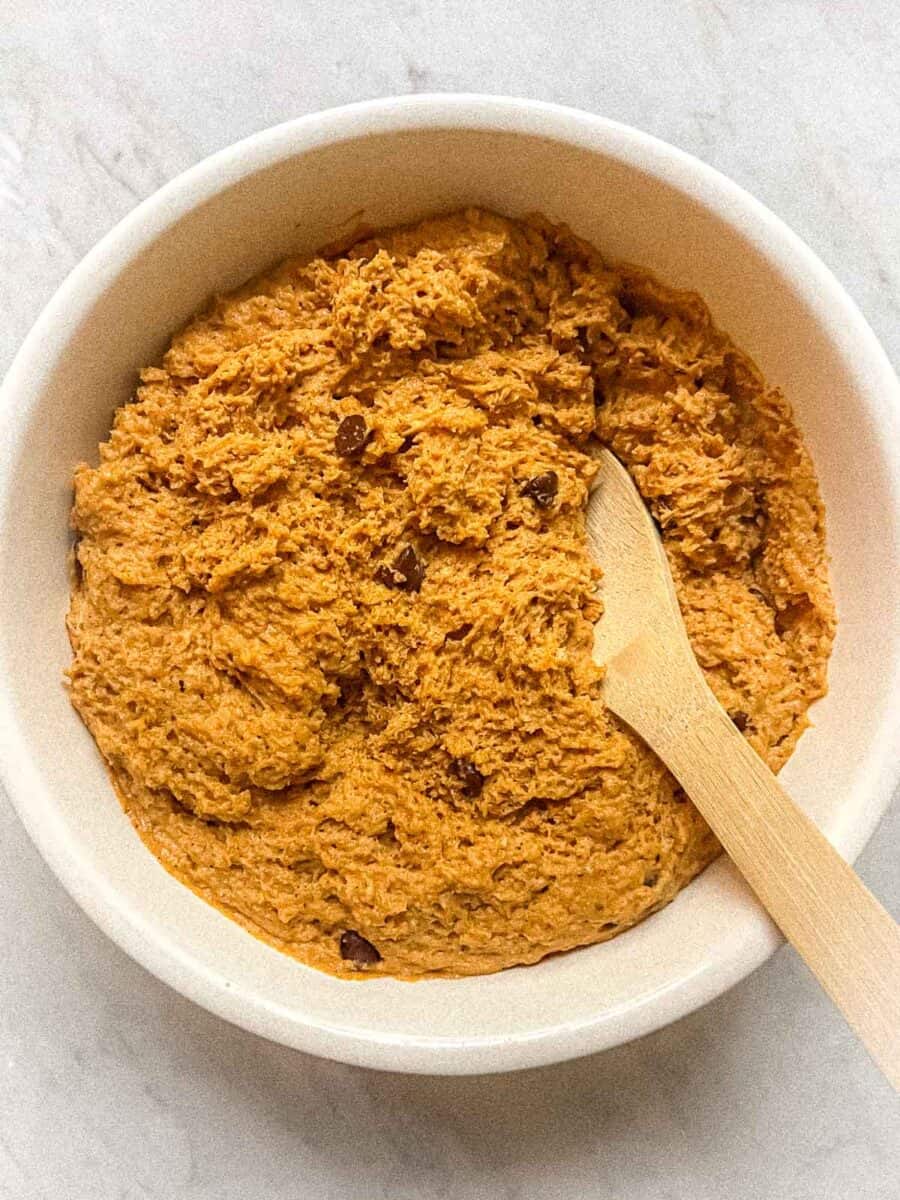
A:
3;105;899;1072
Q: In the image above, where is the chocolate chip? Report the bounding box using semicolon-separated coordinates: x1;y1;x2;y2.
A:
339;930;381;965
672;786;687;804
335;414;371;458
450;758;484;798
521;471;558;509
730;710;749;732
178;680;185;693
375;544;425;592
395;545;424;589
643;872;659;888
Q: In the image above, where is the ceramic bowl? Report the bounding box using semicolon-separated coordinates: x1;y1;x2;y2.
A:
2;95;899;1074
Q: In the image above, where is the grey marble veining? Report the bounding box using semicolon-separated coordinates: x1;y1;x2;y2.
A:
1;2;898;1197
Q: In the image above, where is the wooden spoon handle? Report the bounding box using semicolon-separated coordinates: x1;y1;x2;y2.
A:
661;703;900;1091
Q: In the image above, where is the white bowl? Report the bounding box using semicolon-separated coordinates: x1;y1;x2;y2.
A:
2;95;899;1075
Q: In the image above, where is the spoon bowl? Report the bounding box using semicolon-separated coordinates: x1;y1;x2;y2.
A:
2;96;900;1072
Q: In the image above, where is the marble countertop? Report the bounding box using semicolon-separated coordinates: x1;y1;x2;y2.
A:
1;2;898;1196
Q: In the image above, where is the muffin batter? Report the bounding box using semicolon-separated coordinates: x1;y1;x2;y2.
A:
67;210;835;978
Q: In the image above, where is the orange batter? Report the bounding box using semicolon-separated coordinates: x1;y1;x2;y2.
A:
67;210;834;978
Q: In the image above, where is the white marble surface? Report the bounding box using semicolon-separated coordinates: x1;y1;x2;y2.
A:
1;2;899;1196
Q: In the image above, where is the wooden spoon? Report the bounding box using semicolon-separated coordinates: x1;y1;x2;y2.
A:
587;447;900;1090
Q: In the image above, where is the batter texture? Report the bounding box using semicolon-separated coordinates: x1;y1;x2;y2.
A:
67;210;835;978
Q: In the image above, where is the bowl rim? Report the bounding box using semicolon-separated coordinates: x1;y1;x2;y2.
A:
2;93;899;1075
